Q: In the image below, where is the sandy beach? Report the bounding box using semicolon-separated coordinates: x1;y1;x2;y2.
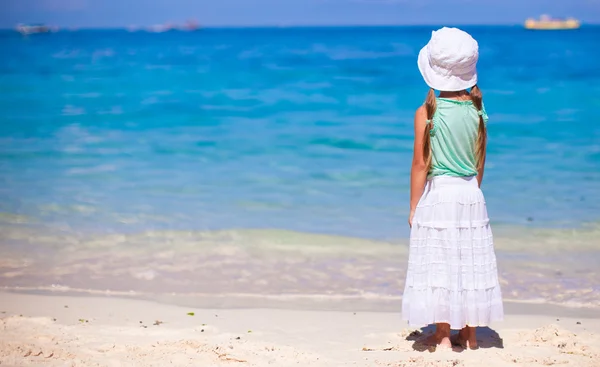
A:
2;23;600;367
1;292;599;367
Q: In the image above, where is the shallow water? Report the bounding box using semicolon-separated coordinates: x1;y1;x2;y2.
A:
1;223;599;308
1;27;599;308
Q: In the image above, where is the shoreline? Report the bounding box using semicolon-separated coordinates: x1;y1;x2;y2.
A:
1;291;599;366
2;213;600;240
2;224;600;309
2;289;600;319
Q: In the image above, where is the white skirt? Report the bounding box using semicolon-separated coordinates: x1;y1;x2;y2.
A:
402;175;504;329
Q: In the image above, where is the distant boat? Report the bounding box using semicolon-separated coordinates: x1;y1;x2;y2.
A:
525;15;580;30
146;20;201;33
16;23;55;35
179;19;201;31
147;23;175;33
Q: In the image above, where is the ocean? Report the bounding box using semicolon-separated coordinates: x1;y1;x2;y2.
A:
1;26;599;309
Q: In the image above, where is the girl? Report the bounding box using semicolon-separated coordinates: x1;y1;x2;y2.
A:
402;27;504;349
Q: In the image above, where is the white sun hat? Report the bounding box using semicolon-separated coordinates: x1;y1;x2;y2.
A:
417;27;479;91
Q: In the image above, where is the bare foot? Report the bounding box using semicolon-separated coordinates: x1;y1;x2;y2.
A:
451;326;479;350
423;333;452;348
451;327;469;348
467;327;478;350
439;336;452;349
423;323;452;349
453;326;479;350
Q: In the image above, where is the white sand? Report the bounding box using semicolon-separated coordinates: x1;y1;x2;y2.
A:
1;292;599;367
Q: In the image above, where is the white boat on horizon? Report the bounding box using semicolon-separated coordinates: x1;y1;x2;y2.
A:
16;23;57;35
145;19;201;33
525;15;580;30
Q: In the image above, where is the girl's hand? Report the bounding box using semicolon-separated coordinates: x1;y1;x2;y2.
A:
408;209;416;228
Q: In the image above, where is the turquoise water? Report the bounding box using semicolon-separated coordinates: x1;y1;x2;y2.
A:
1;27;599;307
2;26;599;238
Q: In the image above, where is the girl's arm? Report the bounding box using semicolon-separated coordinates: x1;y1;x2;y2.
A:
409;106;429;226
477;153;486;187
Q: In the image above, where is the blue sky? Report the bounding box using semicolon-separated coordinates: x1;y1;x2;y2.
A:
1;0;599;28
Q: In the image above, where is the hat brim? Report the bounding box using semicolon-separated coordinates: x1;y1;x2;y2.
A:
417;45;478;92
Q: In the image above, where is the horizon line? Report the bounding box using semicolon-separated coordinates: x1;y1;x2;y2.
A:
3;22;600;31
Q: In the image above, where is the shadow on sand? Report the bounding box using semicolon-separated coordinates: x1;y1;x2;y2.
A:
406;325;504;353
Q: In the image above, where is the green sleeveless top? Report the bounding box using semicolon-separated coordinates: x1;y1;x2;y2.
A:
428;98;489;179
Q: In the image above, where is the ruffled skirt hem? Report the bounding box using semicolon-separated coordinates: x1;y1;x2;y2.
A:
402;176;504;329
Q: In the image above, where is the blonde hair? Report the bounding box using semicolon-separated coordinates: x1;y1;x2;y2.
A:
422;85;487;171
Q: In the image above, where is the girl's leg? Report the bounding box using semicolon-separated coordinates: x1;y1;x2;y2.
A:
425;323;451;347
466;326;478;349
436;323;452;347
455;326;478;349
